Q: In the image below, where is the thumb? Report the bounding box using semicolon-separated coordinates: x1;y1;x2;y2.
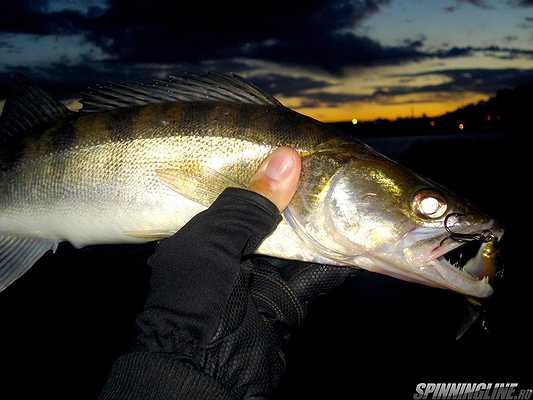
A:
248;147;301;212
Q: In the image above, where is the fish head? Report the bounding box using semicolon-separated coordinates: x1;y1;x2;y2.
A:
286;139;503;298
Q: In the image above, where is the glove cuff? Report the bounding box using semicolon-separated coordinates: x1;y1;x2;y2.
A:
98;352;236;400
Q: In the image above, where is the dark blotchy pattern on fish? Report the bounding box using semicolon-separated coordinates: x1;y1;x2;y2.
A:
35;102;324;158
2;119;75;172
0;101;330;212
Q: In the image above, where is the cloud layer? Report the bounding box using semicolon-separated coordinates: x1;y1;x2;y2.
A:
1;0;533;120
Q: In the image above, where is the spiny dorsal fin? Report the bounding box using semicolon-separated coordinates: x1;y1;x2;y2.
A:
80;72;283;112
0;76;68;142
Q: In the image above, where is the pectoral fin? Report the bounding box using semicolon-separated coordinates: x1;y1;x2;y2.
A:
0;235;58;293
156;164;244;207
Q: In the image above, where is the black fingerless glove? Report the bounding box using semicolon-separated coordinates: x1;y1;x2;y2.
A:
98;188;355;400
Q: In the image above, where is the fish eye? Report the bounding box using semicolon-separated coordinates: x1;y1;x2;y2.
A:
412;191;447;219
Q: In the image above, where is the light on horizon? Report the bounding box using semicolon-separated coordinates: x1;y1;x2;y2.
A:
352;118;358;125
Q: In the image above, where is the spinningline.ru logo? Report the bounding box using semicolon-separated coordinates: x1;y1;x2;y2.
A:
413;383;532;399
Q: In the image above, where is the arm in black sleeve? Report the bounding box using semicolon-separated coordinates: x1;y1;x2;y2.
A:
98;188;282;400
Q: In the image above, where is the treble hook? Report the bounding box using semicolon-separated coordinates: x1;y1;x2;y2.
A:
443;212;496;243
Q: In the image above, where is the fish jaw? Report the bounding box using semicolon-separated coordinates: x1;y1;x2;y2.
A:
429;259;493;297
337;249;492;297
349;221;503;297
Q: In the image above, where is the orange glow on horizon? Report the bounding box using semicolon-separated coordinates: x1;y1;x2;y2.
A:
280;92;490;123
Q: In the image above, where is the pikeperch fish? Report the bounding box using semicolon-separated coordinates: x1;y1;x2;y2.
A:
0;73;502;297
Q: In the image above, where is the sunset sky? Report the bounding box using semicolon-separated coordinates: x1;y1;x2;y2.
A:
1;0;533;121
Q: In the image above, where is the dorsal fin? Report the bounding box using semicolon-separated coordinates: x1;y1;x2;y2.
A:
80;72;283;112
0;76;68;143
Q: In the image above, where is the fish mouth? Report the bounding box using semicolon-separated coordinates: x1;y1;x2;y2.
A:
438;240;484;271
424;223;504;298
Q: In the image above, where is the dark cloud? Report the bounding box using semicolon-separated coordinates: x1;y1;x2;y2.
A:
448;0;533;11
381;68;533;99
80;0;431;72
425;44;533;60
435;46;472;57
518;16;533;29
0;0;461;74
297;91;369;107
444;0;533;11
231;33;430;72
248;74;332;97
444;0;491;12
401;34;427;49
248;74;369;107
479;45;533;58
457;0;490;7
508;0;533;6
0;1;88;35
1;1;395;68
460;0;490;7
0;36;18;53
